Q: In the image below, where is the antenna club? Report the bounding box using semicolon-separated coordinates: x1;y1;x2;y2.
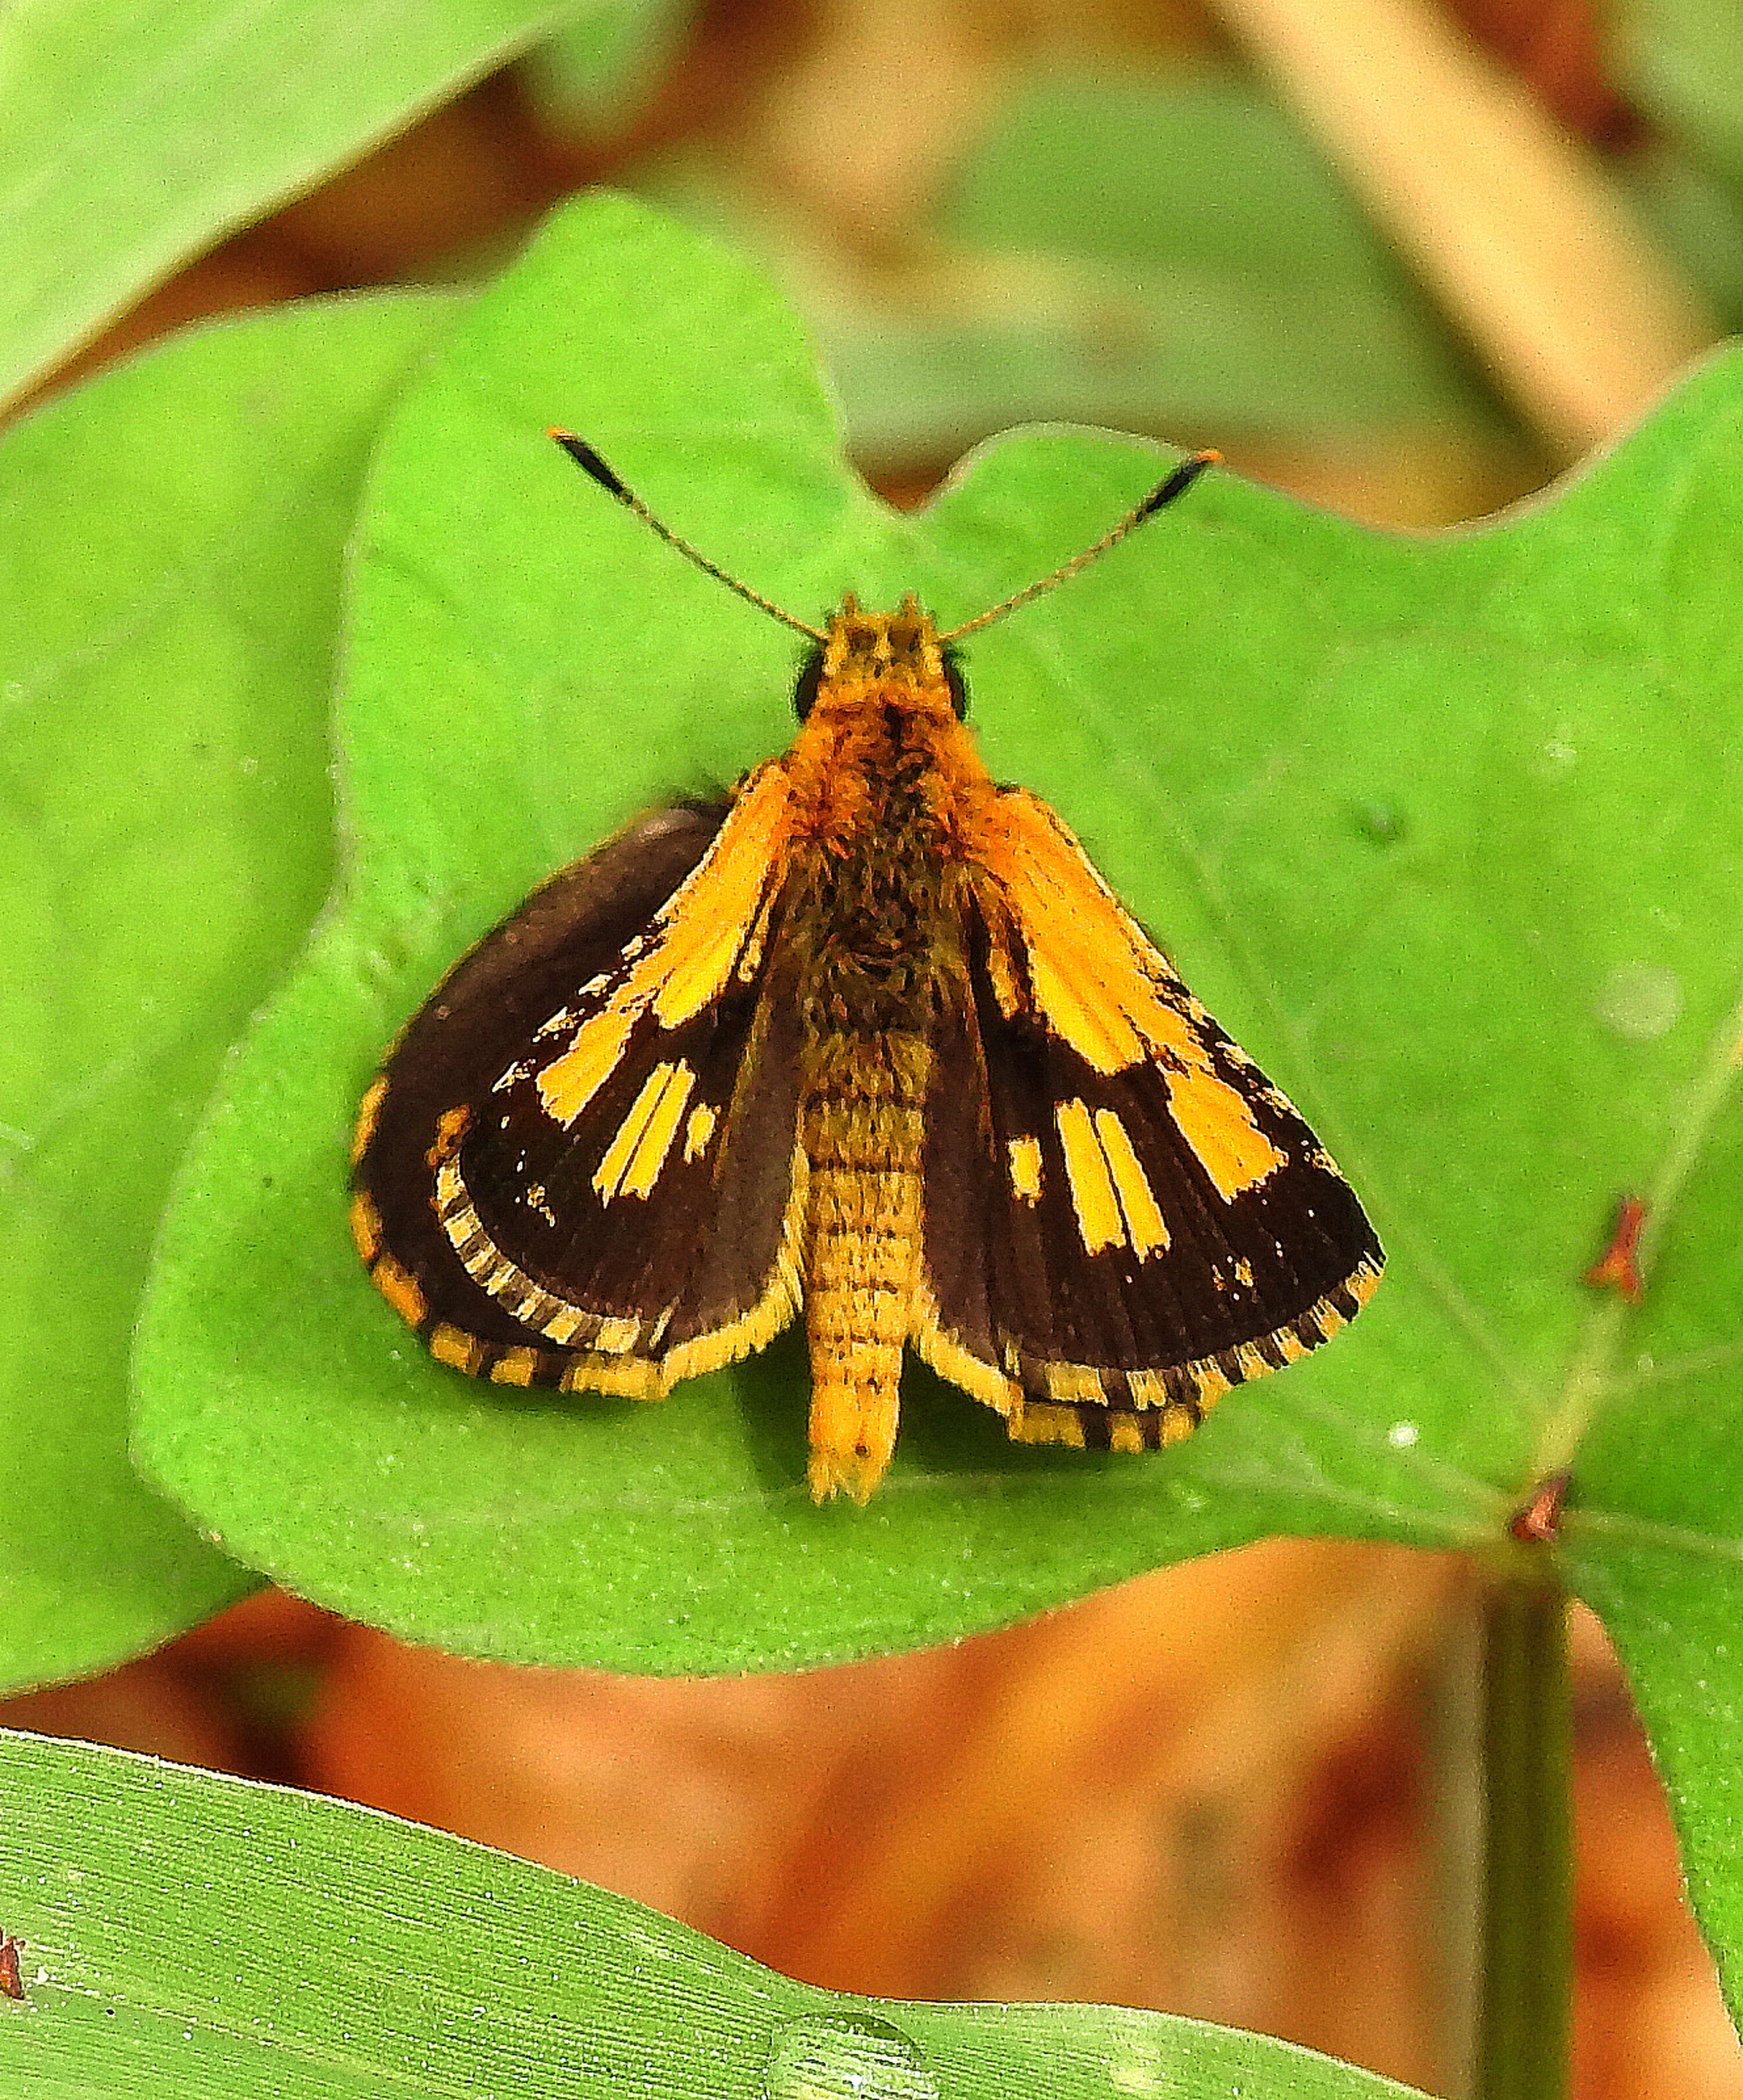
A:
550;431;632;504
939;445;1219;642
1134;449;1221;522
550;431;826;642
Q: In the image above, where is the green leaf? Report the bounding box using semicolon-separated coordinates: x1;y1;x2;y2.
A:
0;0;640;406
1621;144;1743;328
0;1727;1426;2099
135;180;1743;1758
0;290;458;1692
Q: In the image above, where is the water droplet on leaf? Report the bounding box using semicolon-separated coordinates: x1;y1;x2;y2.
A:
1594;962;1681;1041
764;2015;937;2100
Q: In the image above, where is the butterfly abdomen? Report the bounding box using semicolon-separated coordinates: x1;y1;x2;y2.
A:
800;1037;931;1503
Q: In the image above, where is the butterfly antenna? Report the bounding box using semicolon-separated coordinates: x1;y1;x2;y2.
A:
942;450;1220;642
550;432;828;642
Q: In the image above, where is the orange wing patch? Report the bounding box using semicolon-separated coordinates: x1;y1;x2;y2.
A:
966;787;1285;1202
536;763;792;1128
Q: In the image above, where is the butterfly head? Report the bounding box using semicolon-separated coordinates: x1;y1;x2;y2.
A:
794;593;969;723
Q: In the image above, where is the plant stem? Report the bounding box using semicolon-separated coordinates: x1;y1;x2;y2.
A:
1476;1575;1572;2100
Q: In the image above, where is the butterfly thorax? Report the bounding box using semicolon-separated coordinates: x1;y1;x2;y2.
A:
780;596;989;1040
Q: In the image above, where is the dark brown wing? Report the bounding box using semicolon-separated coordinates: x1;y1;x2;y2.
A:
914;787;1382;1452
352;778;807;1394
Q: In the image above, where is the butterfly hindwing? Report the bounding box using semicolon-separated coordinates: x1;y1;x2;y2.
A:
917;787;1383;1452
353;785;807;1391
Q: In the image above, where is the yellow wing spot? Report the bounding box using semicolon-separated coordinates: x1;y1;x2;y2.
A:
1054;1099;1170;1257
352;1077;386;1166
981;923;1023;1018
371;1249;427;1329
349;1189;383;1263
537;1008;636;1127
1055;1098;1122;1253
1006;1399;1088;1447
589;1312;648;1354
1152;1359;1231;1410
1123;1369;1170;1410
560;1355;663;1399
429;1324;487;1375
734;880;781;984
594;1060;698;1202
1090;1107;1169;1256
683;1101;718;1162
425;1105;470;1170
1044;1358;1110;1405
489;1348;541;1386
1266;1325;1313;1366
1166;1066;1287;1207
1196;1359;1235;1404
1006;1134;1043;1204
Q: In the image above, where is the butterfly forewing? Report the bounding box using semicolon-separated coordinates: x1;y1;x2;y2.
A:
914;793;1383;1452
352;797;806;1388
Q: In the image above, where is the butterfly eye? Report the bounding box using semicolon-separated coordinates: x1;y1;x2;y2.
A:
944;649;969;719
792;643;826;720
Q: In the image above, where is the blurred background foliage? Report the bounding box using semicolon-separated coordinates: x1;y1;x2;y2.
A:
5;2;1741;2095
20;0;1738;517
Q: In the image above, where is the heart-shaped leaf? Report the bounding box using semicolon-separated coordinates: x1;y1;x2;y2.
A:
132;197;1743;2020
